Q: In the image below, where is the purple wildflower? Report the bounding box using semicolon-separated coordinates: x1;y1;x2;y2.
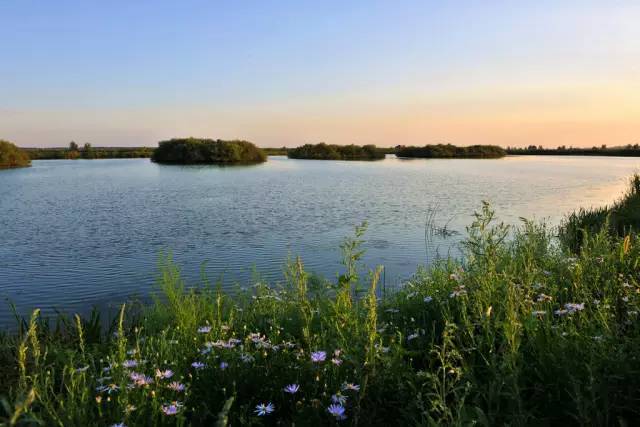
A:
327;404;347;420
342;383;360;392
122;360;138;369
167;382;185;392
254;402;275;416
219;362;229;370
283;384;300;394
191;361;206;370
310;351;327;363
161;403;181;416
331;393;347;405
155;369;174;379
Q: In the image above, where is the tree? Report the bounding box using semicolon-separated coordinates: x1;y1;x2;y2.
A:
69;141;79;151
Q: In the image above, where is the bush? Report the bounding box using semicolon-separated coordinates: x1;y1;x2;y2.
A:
287;143;385;160
0;140;31;169
152;138;267;164
396;144;506;158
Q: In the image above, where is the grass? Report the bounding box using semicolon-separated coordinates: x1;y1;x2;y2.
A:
560;174;640;251
2;191;640;425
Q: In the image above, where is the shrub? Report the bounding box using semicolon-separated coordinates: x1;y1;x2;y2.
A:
287;143;385;160
395;144;506;158
152;138;267;164
0;140;31;169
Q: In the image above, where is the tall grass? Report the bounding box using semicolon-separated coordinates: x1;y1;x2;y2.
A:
2;202;640;425
561;174;640;251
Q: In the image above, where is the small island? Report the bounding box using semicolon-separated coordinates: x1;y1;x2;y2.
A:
151;138;267;164
287;143;385;160
396;144;506;159
0;140;31;169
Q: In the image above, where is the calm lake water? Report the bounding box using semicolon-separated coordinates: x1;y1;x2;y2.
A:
1;155;639;326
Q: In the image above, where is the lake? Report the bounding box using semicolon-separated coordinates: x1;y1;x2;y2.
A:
1;155;638;326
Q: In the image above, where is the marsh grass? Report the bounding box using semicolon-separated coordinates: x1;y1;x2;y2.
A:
2;201;640;425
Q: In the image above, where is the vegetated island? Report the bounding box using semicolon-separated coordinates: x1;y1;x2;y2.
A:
507;144;640;157
0;139;31;169
25;142;154;160
395;144;506;158
151;138;267;164
287;143;385;160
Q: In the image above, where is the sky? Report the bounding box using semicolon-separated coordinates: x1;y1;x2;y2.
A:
1;0;639;148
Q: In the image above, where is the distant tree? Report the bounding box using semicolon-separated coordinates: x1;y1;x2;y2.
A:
69;141;79;151
82;142;94;159
601;144;607;150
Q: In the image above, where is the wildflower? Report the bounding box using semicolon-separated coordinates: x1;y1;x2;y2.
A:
284;383;300;394
161;403;182;416
155;369;174;379
331;393;347;405
554;309;568;316
424;296;433;303
628;310;639;316
110;423;126;427
122;360;138;369
191;361;206;369
407;333;419;341
219;362;229;370
125;404;137;414
95;396;102;404
126;349;137;356
168;339;179;345
75;365;89;373
406;291;418;299
449;273;461;282
96;383;120;394
622;296;630;303
311;351;327;363
593;335;603;341
254;402;275;416
327;403;347;420
532;310;546;317
384;308;399;313
331;358;343;366
564;303;585;313
129;372;153;387
240;353;255;363
342;383;360;392
167;382;186;392
593;299;601;306
197;325;212;334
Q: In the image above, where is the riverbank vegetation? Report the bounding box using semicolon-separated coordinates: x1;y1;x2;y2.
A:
287;143;385;160
151;138;267;165
0;140;31;169
507;144;640;157
560;174;640;251
2;178;640;425
396;144;506;159
25;144;154;160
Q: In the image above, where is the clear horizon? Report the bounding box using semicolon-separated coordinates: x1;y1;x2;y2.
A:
1;1;639;148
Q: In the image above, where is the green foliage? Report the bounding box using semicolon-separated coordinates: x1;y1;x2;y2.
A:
3;197;640;425
395;144;506;159
0;140;31;169
287;143;385;160
561;174;640;251
25;147;154;160
507;145;640;156
152;138;267;164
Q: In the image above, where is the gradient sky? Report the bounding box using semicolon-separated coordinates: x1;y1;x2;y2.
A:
1;1;639;148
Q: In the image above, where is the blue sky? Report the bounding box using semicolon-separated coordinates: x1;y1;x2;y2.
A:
1;1;639;147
